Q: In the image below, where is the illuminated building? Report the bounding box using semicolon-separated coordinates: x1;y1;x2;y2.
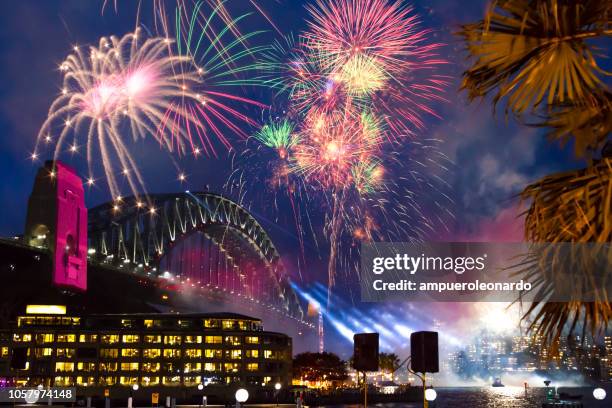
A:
0;306;291;399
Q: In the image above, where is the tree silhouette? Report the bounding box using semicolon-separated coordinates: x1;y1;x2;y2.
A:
293;352;348;383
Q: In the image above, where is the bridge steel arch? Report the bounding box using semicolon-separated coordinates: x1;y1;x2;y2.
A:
87;192;303;321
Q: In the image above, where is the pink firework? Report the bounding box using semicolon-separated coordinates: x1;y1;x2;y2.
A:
36;29;260;199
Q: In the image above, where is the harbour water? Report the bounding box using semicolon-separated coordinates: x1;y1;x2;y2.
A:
315;386;611;407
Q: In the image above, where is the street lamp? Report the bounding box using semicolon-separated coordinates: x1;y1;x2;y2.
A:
197;384;206;408
425;388;437;402
235;388;248;408
274;383;282;407
593;388;606;401
128;383;139;408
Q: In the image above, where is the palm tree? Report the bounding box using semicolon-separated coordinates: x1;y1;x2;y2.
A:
458;0;611;349
379;352;401;374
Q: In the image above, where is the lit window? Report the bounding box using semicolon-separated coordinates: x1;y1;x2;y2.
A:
141;376;159;386
245;336;259;344
99;348;119;358
17;317;35;327
184;335;202;344
204;362;221;372
162;376;181;386
56;334;76;342
204;349;222;359
246;363;259;372
54;376;75;386
122;334;139;343
185;349;202;358
119;376;138;385
226;349;242;360
204;319;220;328
77;362;96;372
184;362;201;373
163;349;181;358
35;333;55;344
205;336;222;344
224;336;241;346
222;320;234;330
99;362;118;372
121;349;139;357
144;320;154;328
142;362;160;373
164;336;181;345
177;320;192;329
120;362;139;371
245;349;259;358
79;334;98;343
56;348;76;358
55;362;75;372
33;348;53;357
1;347;8;358
144;335;161;343
76;376;95;386
101;335;119;344
184;376;202;386
121;319;135;328
13;334;32;342
224;363;240;373
264;350;275;359
99;376;116;385
143;349;161;359
225;376;240;384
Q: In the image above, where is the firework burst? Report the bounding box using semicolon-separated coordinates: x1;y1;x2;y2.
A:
36;29;209;198
232;0;452;304
37;23;265;199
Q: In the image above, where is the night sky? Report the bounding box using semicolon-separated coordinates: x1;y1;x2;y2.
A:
0;1;585;356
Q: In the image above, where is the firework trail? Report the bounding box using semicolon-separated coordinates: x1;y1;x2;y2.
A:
261;1;448;138
226;107;315;275
36;23;265;199
102;0;283;39
172;1;270;145
36;29;207;199
250;0;451;304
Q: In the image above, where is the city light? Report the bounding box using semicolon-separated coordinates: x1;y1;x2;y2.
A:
593;387;606;400
425;388;437;401
26;305;66;315
274;382;282;390
235;388;249;403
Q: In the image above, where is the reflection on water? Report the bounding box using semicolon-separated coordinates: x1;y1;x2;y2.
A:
316;386;611;408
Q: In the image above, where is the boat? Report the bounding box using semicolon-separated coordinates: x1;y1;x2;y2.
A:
492;377;505;387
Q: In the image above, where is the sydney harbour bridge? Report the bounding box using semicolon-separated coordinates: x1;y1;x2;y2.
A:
11;161;314;349
87;191;304;320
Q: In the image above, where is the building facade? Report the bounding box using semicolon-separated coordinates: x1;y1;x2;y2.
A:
0;306;291;399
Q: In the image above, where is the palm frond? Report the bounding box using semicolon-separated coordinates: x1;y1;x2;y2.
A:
514;244;611;352
521;158;611;242
458;0;611;115
536;91;612;157
518;158;612;349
